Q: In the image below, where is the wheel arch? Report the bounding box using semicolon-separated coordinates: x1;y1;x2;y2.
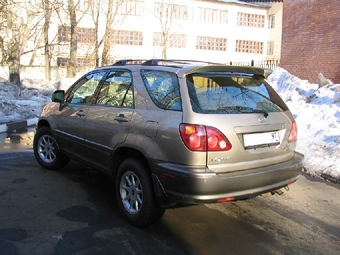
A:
111;147;149;178
37;119;50;129
111;147;170;206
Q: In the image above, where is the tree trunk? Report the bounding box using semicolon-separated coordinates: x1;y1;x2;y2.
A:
44;0;51;81
94;10;100;67
67;0;77;78
8;40;21;87
162;33;168;59
9;62;21;87
101;0;114;66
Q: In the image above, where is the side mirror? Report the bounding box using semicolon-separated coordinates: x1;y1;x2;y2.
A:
52;90;65;111
52;90;65;103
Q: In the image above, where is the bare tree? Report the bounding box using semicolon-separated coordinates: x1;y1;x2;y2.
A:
101;0;125;66
101;0;114;66
0;0;44;85
2;1;24;86
89;0;101;67
0;0;8;65
154;0;177;59
20;0;62;81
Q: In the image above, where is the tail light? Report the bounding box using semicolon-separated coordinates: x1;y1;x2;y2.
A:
288;120;298;142
179;124;232;151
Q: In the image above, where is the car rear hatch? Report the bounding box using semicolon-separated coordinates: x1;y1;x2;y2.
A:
180;65;297;173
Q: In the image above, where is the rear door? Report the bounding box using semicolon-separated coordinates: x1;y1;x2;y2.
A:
83;69;134;172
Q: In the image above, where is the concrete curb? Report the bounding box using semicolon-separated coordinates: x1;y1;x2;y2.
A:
0;118;38;134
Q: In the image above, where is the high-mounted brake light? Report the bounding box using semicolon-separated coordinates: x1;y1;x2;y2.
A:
288;121;298;142
179;124;232;151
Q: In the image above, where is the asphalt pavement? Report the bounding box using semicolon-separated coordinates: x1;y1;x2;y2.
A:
0;127;340;255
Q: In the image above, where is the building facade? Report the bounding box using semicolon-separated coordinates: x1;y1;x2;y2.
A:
17;0;283;79
280;0;340;83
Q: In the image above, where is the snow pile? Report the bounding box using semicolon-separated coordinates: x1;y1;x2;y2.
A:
0;78;75;124
268;68;340;180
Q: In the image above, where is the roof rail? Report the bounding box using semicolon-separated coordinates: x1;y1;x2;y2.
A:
142;59;222;66
113;59;148;65
113;59;223;66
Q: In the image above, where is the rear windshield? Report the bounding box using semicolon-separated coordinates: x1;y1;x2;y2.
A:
186;72;288;114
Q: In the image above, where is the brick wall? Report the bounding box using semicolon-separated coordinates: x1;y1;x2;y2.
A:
280;0;340;84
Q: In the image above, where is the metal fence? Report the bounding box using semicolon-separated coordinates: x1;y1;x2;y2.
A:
229;59;280;70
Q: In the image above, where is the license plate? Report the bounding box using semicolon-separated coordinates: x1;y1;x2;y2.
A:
243;131;280;148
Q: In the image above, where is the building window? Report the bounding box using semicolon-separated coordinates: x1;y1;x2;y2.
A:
153;33;187;48
268;15;275;28
58;27;96;43
236;40;263;54
58;26;71;42
169;34;187;48
57;57;96;67
196;36;227;51
198;8;228;23
77;28;96;43
154;2;188;20
119;0;144;16
237;13;265;28
77;58;96;67
57;57;69;67
267;41;274;55
112;30;143;46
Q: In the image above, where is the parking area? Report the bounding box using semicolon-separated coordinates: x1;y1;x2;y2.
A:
0;145;190;255
1;129;340;255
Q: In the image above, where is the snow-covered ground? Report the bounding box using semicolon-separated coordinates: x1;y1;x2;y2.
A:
268;68;340;182
0;68;339;182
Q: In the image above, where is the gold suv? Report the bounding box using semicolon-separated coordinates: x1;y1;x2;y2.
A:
33;59;304;226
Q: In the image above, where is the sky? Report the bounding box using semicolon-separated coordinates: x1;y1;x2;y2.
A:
0;68;339;182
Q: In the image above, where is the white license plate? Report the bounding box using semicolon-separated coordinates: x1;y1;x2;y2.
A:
243;131;280;148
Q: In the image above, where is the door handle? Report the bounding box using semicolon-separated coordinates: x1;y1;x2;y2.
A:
76;110;86;117
114;114;129;122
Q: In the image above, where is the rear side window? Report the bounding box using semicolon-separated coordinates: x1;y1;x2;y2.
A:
141;70;182;111
186;73;288;114
95;70;133;107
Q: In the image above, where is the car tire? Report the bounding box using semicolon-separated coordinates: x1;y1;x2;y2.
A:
33;126;69;170
116;158;165;227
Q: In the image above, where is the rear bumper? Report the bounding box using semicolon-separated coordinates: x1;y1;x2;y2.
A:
151;152;304;205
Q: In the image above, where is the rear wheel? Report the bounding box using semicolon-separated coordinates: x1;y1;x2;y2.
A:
116;158;165;227
33;126;69;170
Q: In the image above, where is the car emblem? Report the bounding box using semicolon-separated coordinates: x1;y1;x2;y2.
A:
258;115;266;123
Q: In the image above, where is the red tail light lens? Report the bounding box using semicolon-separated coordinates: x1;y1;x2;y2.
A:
179;124;232;151
288;120;298;142
217;197;235;203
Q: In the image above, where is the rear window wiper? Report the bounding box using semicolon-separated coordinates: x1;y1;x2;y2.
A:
218;106;268;117
218;106;252;111
250;109;269;118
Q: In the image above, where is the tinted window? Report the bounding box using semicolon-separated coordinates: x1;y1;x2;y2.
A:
186;73;288;114
141;70;182;111
95;71;133;107
66;71;106;104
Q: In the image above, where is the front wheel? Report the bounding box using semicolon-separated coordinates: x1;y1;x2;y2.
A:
33;126;69;170
116;158;165;227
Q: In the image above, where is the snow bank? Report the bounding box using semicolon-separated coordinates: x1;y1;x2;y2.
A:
268;68;340;180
